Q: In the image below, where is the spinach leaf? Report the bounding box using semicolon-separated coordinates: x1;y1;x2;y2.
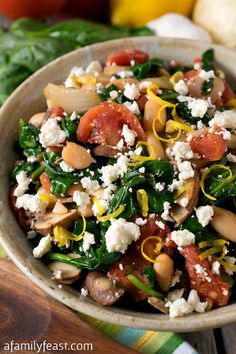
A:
97;84;127;104
18;119;41;149
170;64;193;74
176;101;210;125
44;157;78;195
180;215;217;243
61;113;79;141
146;185;174;214
131;58;164;80
159;90;179;103
144;265;156;288
201;48;215;72
200;78;214;96
12;161;35;180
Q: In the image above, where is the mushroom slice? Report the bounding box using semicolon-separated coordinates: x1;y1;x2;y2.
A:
85;271;124;306
93;144;127;158
171;172;200;226
48;261;81;284
35;209;77;236
210;206;236;242
52;201;68;215
148;297;169;314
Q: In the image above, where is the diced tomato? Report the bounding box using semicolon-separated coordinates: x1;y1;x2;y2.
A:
190;129;227;162
48;146;63;153
39;172;52;193
222;80;235;102
50;106;65;118
77;101;146;146
194;57;201;64
180;245;230;307
184;70;198;80
105;49;149;66
108;216;171;301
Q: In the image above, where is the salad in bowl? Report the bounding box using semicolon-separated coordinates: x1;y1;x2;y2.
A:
10;47;236;318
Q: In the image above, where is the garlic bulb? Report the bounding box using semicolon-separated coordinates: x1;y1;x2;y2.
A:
147;13;212;42
193;0;236;48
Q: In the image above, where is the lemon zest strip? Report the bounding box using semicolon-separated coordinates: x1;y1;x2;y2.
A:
169;71;184;88
199;246;223;260
53;216;86;247
97;204;125;222
136;189;149;217
141;236;163;263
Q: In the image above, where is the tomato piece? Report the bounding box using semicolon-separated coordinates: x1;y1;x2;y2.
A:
184;70;198;80
108;216;171;300
190;130;227;162
180;245;230;307
48;146;63;153
39;172;52;193
50;106;65;118
222;80;235;102
105;49;149;66
137;93;148;110
77;101;146;145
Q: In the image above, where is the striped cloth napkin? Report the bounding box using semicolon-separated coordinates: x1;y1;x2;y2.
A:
0;245;197;354
79;313;197;354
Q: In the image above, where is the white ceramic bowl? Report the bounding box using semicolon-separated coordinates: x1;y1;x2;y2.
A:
1;37;236;332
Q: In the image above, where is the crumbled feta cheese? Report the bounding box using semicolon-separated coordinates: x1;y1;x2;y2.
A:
13;171;31;197
122;124;137;146
60;161;75;172
178;96;209;118
168;179;184;192
27;230;37;240
117;70;134;79
170;141;194;161
171;229;195;247
123;83;140;100
174;79;188;95
16;194;48;213
166;288;184;302
155;182;165;191
139;80;152;90
155;220;165;230
119;263;124;271
196;205;214;227
194;264;208;277
70;111;77;121
170;269;182;287
223;256;236;275
117;139;124;149
82;232;95;252
73;190;90;208
92;198;108;216
33;235;51;258
105;218;140;253
27;155;38;163
212;261;220;275
135;217;147;226
123;101;140;115
161;201;173;222
64;66;85;87
227;153;236;162
39;119;66;148
100;155;128;187
179;197;189;208
199;70;215;80
187;289;208;313
80;287;88;297
209;110;236;129
109;90;118;100
80;177;100;195
139;167;145;173
85;61;102;75
177;160;194;180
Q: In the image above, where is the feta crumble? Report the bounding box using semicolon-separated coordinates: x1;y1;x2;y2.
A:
81;287;88;297
135;217;147;226
80;177;100;195
105;218;140;253
60;161;75;172
33;235;51;258
82;232;95;252
227;153;236;163
177;160;194;180
161;201;173;222
155;220;165;230
122;124;137;146
196;205;214;227
174;79;188;95
123;83;140;100
123;101;140;115
212;261;220;275
169;141;194;161
109;90;118;100
100;155;128;186
16;194;48;213
171;229;195;247
39;119;66;148
209;110;236;130
13;171;31;197
199;70;215;81
73;190;90;208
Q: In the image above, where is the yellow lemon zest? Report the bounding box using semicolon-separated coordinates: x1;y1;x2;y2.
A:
130;140;155;164
198;239;229;249
38;193;57;204
225;98;236;108
97;204;125;222
53;217;86;248
169;71;184;87
175;183;190;198
219;260;236;272
72;75;96;85
200;165;232;201
136;189;149;217
141;236;163;263
93;197;105;216
199;246;223;260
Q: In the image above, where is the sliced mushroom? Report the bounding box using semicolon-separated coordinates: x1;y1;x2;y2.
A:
228;133;236;149
48;261;82;284
93;144;127;158
52;201;68;215
148;297;169;314
35;209;77;236
210;206;236;242
85;271;124;306
171;172;200;226
38;187;73;209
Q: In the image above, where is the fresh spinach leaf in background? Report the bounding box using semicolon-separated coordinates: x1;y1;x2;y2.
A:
0;17;153;106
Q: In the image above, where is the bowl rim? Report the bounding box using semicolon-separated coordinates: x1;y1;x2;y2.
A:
1;36;236;332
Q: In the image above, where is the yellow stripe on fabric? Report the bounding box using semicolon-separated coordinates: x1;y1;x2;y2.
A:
132;331;157;351
0;245;7;259
140;332;174;354
78;313;122;337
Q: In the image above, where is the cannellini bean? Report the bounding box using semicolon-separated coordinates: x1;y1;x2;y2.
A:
145;130;165;160
29;112;46;128
48;261;81;284
143;99;166;132
154;253;174;292
210;206;236;242
62;142;93;170
228;134;236;149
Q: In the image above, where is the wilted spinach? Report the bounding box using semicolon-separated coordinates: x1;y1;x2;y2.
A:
200;78;214;96
97;84;128;104
201;48;215;72
61;113;79;141
180;215;217;244
12;161;35;180
18;119;43;158
131;58;164;80
176;101;210;125
170;64;193;74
